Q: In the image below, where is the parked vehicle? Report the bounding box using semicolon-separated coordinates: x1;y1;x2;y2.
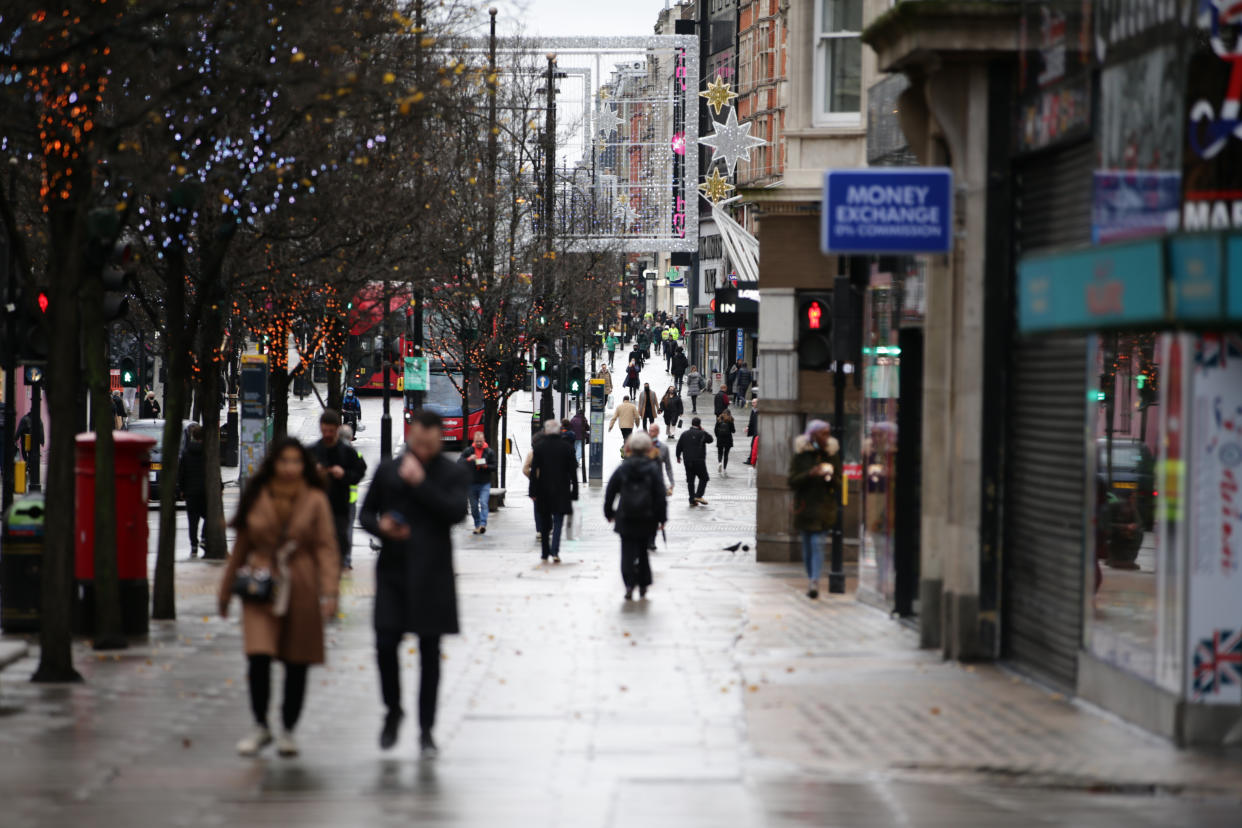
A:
124;419;194;503
1096;438;1155;530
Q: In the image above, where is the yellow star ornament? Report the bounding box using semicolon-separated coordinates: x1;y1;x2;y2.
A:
700;75;738;116
698;167;735;204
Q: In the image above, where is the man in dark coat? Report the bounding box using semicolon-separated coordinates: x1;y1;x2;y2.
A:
177;424;208;557
139;390;161;419
604;431;667;600
309;409;367;569
528;419;579;562
670;347;688;393
360;409;468;758
675;416;714;506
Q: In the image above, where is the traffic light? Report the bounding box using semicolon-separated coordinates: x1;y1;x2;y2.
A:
100;242;134;322
797;292;833;371
119;357;137;387
563;320;570;331
567;364;584;395
15;288;51;363
533;342;551;391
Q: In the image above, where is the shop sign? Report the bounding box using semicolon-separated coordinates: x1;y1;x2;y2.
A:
1186;334;1242;704
821;168;953;255
1184;3;1242;231
1016;2;1093;154
1095;0;1187;63
713;286;759;330
1017;239;1165;333
1093;171;1182;244
1170;235;1223;319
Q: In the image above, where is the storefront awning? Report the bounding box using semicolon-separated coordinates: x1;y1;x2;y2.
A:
1017;231;1242;334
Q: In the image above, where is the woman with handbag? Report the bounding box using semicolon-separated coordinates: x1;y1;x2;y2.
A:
218;437;340;758
659;385;682;439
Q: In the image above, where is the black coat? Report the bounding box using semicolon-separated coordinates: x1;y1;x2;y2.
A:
714;418;735;449
676;427;714;465
714;390;729;417
528;432;579;514
604;456;668;539
309;439;367;516
746;409;758;437
139;397;161;419
360;450;468;635
670;352;688;377
177;440;208;508
458;444;496;485
660;395;683;423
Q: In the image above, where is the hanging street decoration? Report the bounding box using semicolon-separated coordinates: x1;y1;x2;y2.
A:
698;167;735;205
700;75;738;116
698;107;767;176
614;199;638;228
671;131;686;156
596;104;623;138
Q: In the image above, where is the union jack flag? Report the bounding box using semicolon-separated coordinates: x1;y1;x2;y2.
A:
1193;628;1242;697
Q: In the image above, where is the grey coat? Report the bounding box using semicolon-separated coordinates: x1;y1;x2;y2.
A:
685;370;705;396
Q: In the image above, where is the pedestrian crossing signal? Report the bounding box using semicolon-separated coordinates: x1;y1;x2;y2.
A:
797;294;833;371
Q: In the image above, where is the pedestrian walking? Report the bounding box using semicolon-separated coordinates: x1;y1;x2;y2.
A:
339;424;360;554
604;431;667;601
685;365;705;414
522;427;549;542
670;347;688;393
675;416;714;506
733;360;753;406
745;398;759;466
648;423;675;498
568;408;588;464
713;386;730;418
458;431;495;535
606;331;619;367
595;364;613;401
360;410;469;758
178;423;208;557
787;420;840;599
714;409;736;474
111;390;127;430
139;390;161;419
609;395;640;443
629;345;645;371
623;360;641;396
528;419;578;563
218;437;340;757
14;411;43;463
659;385;682;438
309;409;367;571
636;383;660;431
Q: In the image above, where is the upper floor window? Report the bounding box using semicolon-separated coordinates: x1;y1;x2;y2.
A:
814;0;862;127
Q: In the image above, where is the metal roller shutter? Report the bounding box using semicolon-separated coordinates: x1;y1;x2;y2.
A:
1003;142;1092;690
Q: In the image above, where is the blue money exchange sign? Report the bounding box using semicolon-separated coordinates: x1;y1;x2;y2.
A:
822;168;953;255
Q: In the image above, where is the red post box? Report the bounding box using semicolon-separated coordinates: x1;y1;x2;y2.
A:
74;431;156;636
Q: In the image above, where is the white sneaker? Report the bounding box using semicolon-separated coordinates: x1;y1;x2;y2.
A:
717;462;722;472
276;729;299;758
237;726;273;756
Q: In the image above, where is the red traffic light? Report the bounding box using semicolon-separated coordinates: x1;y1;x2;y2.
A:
37;291;49;313
563;320;570;330
806;301;823;330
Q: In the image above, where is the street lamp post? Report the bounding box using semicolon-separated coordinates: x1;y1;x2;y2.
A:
380;281;393;459
3;156;19;511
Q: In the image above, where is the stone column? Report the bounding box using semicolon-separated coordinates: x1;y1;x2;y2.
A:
755;287;800;562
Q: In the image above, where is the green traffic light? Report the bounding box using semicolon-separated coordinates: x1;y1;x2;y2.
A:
122;372;134;383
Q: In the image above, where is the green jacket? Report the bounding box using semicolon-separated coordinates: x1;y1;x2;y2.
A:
787;437;840;532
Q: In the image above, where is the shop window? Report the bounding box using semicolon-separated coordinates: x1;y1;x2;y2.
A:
1086;332;1181;689
814;0;863;127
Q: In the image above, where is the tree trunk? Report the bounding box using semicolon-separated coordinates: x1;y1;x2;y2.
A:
82;279;126;650
152;242;188;620
271;368;291;440
199;297;228;560
32;204;84;683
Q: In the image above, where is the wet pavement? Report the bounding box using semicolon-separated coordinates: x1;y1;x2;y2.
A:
1;355;1241;826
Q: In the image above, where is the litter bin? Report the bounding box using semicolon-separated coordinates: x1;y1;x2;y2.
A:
74;432;155;637
1;493;46;633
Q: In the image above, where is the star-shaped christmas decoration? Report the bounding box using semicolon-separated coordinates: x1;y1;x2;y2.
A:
700;75;738;116
698;167;735;205
698;108;767;175
596;105;622;138
614;200;638;228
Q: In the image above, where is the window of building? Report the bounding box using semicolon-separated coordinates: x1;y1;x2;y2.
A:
814;0;862;127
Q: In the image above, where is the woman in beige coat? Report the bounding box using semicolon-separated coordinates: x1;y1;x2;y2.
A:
219;437;340;757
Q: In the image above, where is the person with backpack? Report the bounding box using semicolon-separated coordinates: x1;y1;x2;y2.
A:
685;365;705;414
787;420;840;599
636;382;660;431
713;386;730;418
659;385;682;439
714;409;736;475
675;416;714;506
604;431;668;601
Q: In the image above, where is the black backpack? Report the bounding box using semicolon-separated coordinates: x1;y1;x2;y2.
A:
617;465;653;522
